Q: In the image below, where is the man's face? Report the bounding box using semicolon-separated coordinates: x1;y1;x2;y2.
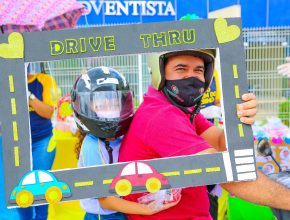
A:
164;55;205;82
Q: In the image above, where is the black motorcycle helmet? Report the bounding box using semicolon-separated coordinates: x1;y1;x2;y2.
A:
71;66;134;139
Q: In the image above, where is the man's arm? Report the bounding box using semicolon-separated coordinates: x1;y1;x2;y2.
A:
221;172;290;210
198;147;290;210
200;126;225;151
199;92;290;210
200;93;257;152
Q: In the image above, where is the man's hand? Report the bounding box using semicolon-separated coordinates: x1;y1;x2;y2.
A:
237;93;257;125
277;57;290;77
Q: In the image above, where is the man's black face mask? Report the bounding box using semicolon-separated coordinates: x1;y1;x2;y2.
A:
165;77;205;107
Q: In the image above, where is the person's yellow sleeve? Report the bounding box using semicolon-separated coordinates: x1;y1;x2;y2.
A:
214;70;221;105
37;73;59;107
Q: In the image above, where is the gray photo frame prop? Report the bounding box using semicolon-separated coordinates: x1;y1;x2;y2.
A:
0;18;256;208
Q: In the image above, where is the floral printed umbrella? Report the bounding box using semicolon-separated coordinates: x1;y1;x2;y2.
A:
0;0;85;33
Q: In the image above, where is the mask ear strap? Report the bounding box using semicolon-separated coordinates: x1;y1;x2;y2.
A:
190;100;201;123
103;139;113;164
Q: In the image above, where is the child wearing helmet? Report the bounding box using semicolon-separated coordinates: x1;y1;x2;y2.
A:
71;66;179;220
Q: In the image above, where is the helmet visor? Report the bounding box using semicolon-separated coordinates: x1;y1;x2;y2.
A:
75;91;124;119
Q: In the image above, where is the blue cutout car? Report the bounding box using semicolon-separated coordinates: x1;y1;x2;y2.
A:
9;170;71;208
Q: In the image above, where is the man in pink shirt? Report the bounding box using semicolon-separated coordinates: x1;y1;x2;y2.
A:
119;49;290;219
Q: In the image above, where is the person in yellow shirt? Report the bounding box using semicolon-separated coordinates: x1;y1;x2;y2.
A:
18;63;59;220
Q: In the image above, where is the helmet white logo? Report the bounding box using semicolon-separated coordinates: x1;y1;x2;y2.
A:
81;74;91;90
97;78;119;85
101;66;110;74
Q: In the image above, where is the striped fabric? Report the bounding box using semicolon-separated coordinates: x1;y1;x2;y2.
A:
0;0;85;33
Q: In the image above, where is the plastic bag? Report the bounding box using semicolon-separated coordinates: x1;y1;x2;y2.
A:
137;188;181;210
